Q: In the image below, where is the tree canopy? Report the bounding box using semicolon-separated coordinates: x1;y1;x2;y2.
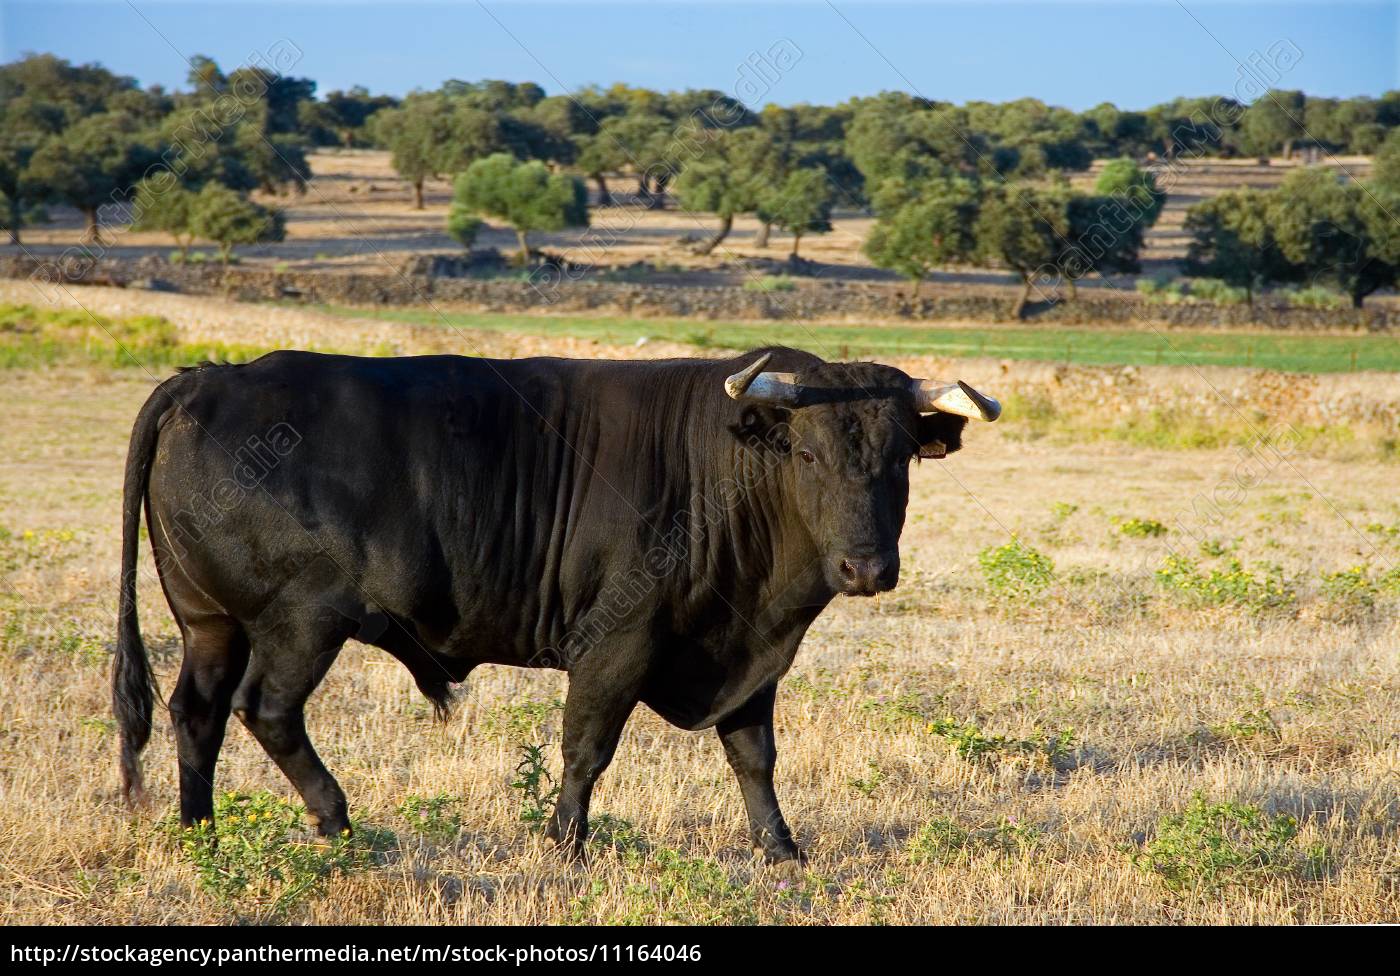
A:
187;182;285;264
451;152;588;261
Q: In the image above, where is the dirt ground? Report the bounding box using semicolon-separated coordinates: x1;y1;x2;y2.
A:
0;293;1396;923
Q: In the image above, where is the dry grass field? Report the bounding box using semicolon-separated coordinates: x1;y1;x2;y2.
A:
1;284;1398;925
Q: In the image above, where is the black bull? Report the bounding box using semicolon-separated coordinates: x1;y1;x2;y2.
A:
113;346;985;864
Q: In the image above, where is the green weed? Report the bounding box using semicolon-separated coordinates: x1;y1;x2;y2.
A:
165;791;376;919
978;539;1055;599
1133;793;1325;893
509;743;560;832
847;760;886;798
908;816;1041;865
397;793;463;843
1116;517;1168;538
483;697;563;741
1155;554;1295;611
622;848;758;925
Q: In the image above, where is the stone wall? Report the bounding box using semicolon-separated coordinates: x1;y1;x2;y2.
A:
3;254;1393;332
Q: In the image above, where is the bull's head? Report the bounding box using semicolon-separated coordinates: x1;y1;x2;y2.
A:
726;352;999;597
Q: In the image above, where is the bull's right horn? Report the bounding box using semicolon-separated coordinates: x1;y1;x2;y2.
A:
724;352;802;406
909;378;1002;421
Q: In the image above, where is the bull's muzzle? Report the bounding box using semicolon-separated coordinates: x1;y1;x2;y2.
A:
837;552;899;596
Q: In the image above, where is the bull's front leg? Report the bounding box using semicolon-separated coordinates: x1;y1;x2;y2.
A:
716;683;802;867
545;646;646;859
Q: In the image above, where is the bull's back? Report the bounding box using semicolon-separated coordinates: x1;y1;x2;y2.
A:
147;354;533;628
142;351;679;659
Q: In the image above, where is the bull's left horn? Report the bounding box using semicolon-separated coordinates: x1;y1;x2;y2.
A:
724;353;802;406
910;378;1002;422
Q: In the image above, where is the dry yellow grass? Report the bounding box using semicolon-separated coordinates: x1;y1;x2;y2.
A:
1;341;1397;924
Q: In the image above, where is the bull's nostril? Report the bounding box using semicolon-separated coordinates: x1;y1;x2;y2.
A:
840;559;857;579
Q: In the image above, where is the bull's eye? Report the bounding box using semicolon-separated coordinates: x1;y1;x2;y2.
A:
798;450;816;465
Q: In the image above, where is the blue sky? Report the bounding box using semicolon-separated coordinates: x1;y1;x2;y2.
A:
1;1;1394;110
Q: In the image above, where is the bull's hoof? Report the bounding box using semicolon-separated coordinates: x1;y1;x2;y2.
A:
545;820;588;862
754;846;806;882
309;813;352;840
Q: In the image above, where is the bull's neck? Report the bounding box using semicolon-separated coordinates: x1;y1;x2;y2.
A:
679;400;831;618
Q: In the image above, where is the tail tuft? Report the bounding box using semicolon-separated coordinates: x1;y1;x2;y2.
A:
114;591;153;807
416;675;456;723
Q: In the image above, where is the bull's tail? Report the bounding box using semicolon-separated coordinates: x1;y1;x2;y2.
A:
114;385;174;807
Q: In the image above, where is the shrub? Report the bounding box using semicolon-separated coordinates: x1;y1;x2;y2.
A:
742;274;796;292
446;204;484;250
187;183;284;265
1283;285;1350;310
1188;278;1250;305
1136;276;1186;303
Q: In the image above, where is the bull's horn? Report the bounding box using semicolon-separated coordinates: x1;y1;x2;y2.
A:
724;353;802;406
910;378;1002;422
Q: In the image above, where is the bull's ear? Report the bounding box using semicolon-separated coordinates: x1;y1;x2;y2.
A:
731;404;794;453
915;412;968;460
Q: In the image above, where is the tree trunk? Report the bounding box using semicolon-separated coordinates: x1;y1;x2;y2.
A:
695;213;733;255
1066;276;1078;301
593;173;611;207
648;173;668;209
1352;289;1364;309
911;277;922;298
83;207;101;245
220;243;232;266
755;220;771;248
514;226;531;265
790;232;802;259
413;178;424;210
1012;275;1033;320
1282;138;1294;161
6;197;20;245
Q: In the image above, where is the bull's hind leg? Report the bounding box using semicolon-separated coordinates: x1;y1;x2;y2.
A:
169;615;249;827
233;614;351;837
